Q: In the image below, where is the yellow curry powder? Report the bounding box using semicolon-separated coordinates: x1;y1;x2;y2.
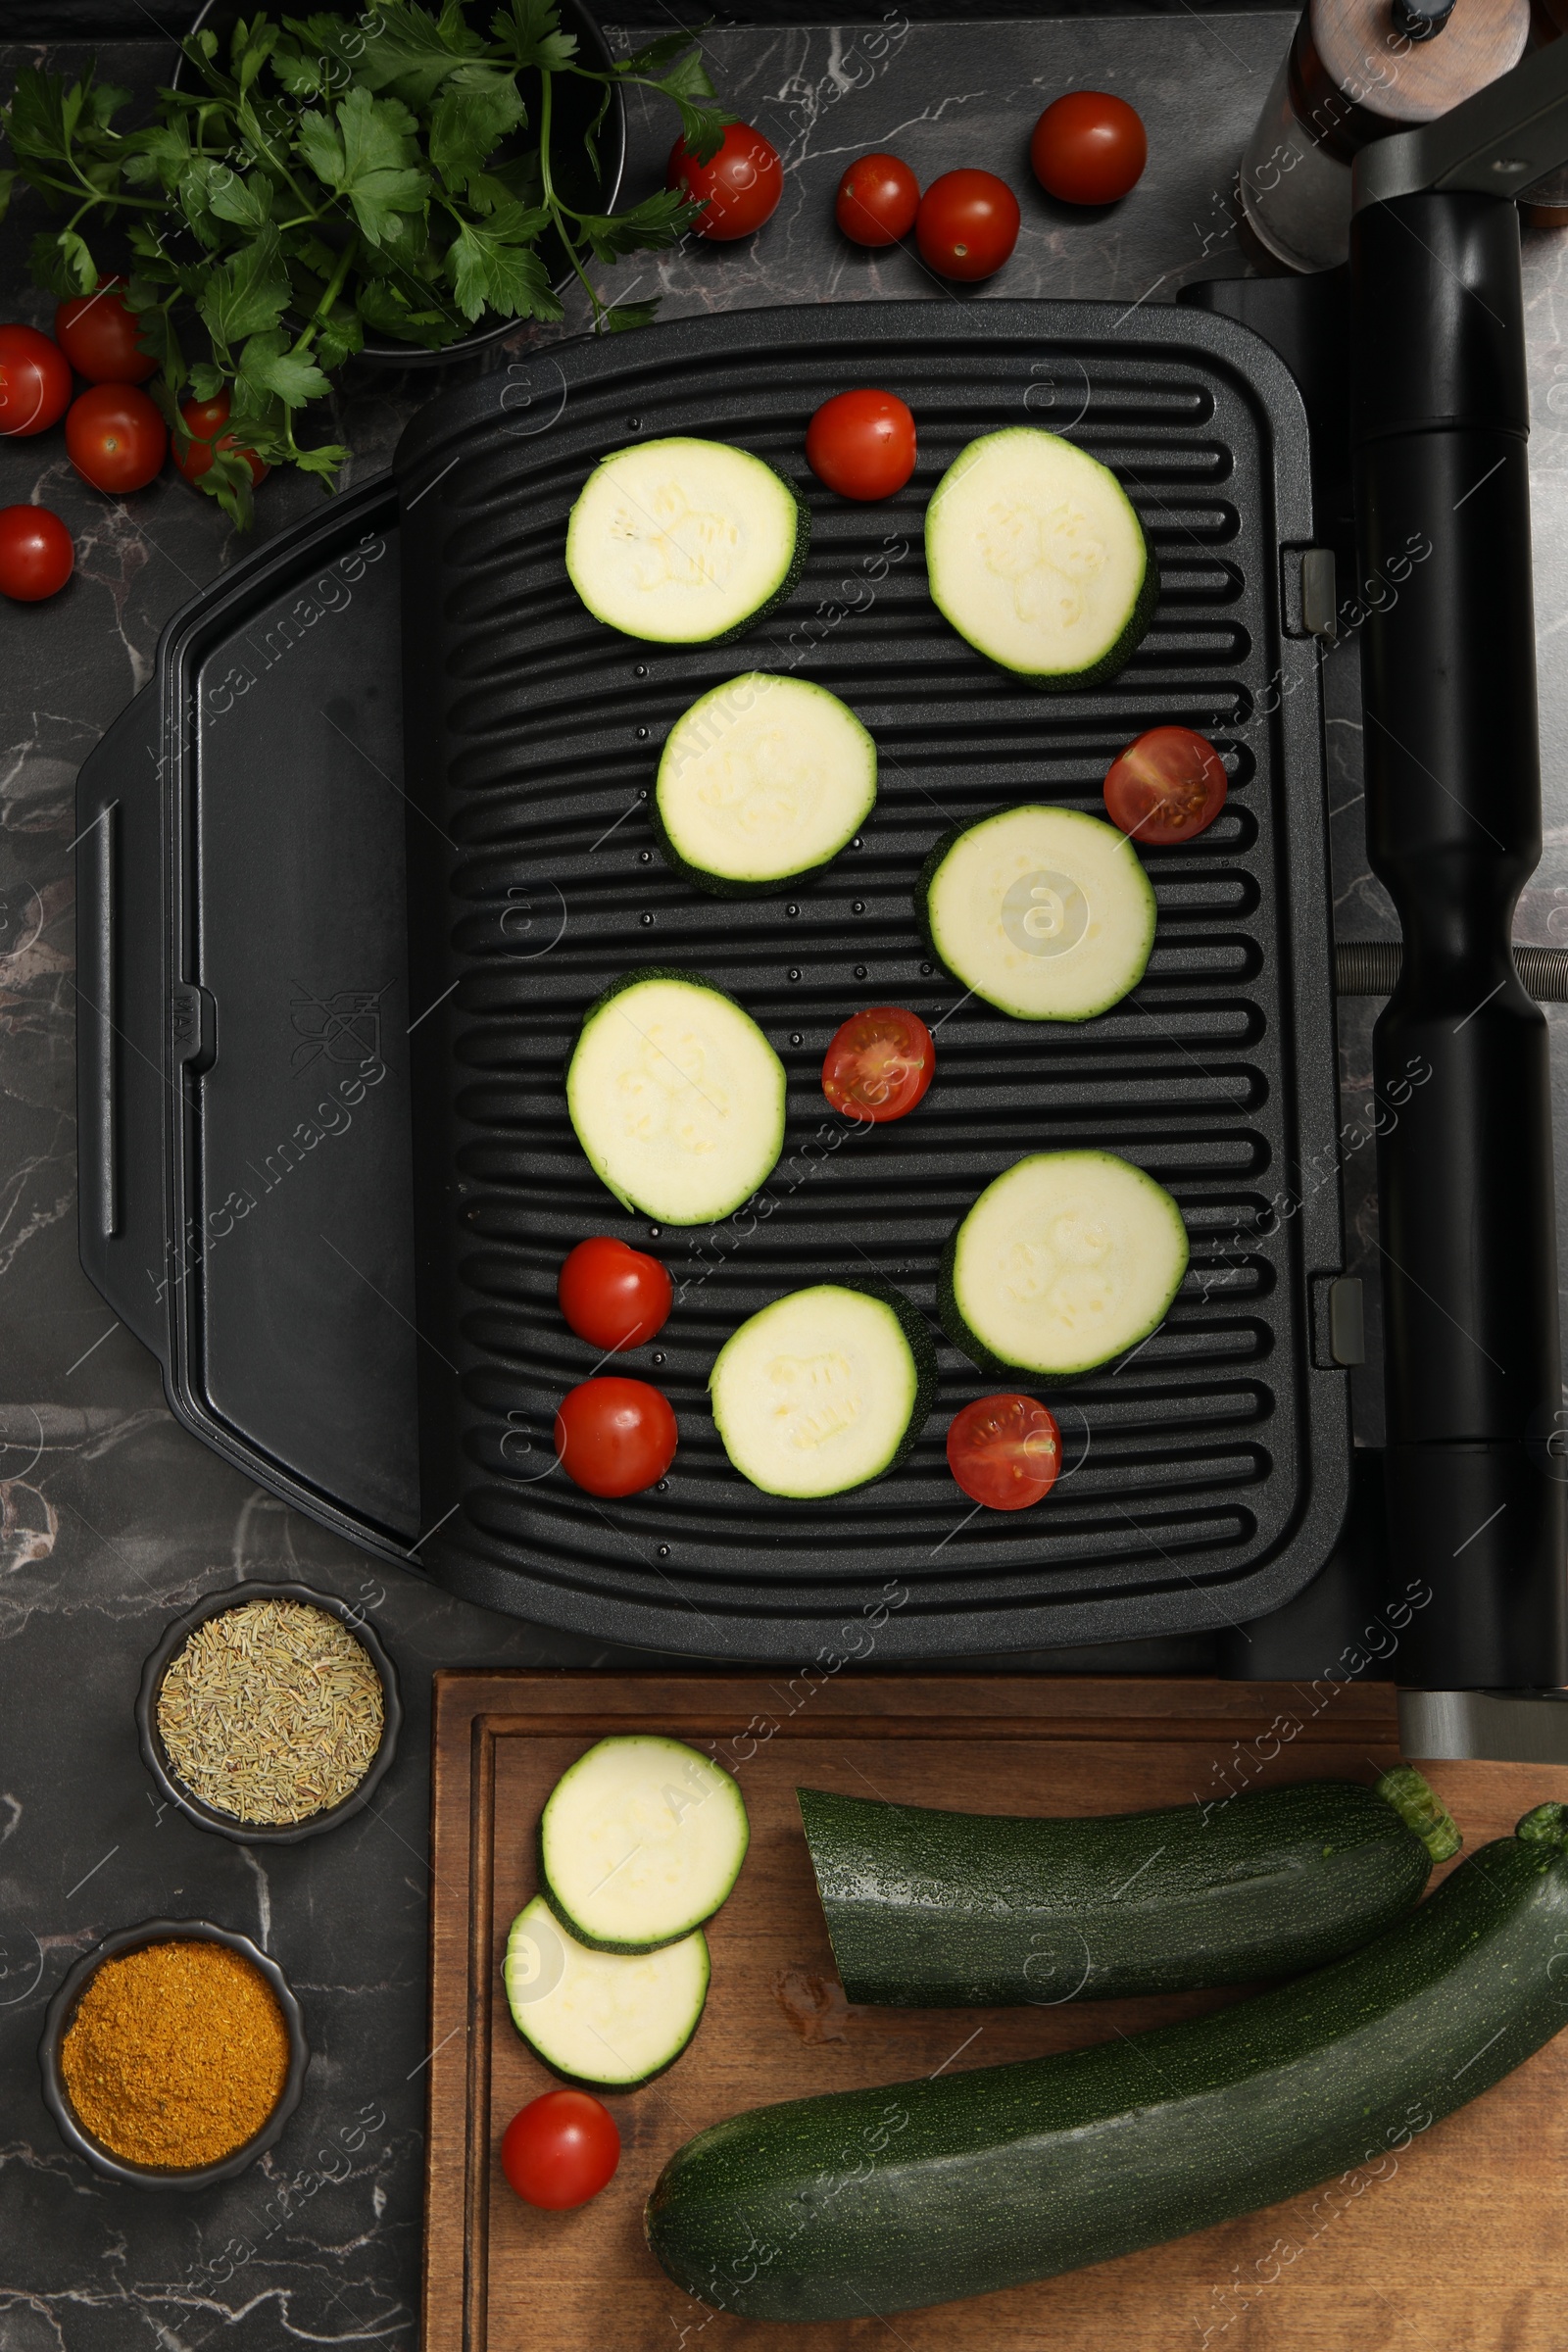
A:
60;1939;290;2169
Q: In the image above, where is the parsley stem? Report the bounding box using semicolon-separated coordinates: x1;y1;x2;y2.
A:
538;68;606;324
293;230;358;358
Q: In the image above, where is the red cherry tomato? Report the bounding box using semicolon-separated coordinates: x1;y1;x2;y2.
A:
53;278;158;384
0;325;73;438
1102;725;1228;846
806;389;916;503
821;1006;935;1123
914;171;1020;282
0;506;74;603
558;1236;673;1352
667;122;783;241
65;382;167;495
947;1395;1062;1511
172;392;269;488
835;152;919;247
555;1376;677;1497
501;2090;619;2210
1031;92;1148;207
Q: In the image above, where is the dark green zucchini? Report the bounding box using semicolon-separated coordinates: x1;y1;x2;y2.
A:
798;1772;1457;2007
646;1804;1568;2324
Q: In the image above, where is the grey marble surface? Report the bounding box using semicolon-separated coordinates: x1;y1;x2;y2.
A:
3;8;1568;2341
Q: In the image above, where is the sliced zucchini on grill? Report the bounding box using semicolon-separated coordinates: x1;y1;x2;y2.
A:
504;1892;709;2087
540;1736;750;1953
565;437;808;645
710;1282;937;1498
654;672;876;896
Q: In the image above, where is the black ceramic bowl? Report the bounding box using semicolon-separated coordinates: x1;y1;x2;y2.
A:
39;1919;308;2190
136;1581;402;1844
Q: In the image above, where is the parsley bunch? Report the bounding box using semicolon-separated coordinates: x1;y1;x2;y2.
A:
0;2;732;523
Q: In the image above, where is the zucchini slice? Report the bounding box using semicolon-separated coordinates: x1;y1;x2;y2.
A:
918;804;1155;1022
565;969;786;1226
941;1150;1188;1377
800;1775;1451;2007
654;672;876;897
710;1282;936;1498
565;437;808;645
648;1808;1568;2321
504;1893;709;2088
540;1736;750;1953
925;426;1156;687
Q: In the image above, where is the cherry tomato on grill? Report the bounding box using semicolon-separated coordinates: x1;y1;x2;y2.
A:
0;506;74;603
667;122;783;241
1102;725;1228;846
501;2090;620;2210
821;1005;935;1123
806;389;916;502
65;382;167;494
914;171;1020;282
555;1376;677;1497
54;277;158;383
172;392;269;488
947;1395;1062;1511
835;152;919;247
0;324;73;438
558;1236;673;1352
1031;92;1148;208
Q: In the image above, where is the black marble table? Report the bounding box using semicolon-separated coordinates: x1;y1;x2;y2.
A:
3;10;1568;2341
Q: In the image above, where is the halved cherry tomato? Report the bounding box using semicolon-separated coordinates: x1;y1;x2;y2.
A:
947;1395;1062;1511
559;1236;672;1352
555;1376;677;1497
54;278;158;383
0;324;73;438
914;171;1020;282
1102;725;1228;846
1031;92;1148;207
821;1006;935;1123
806;389;916;502
667;122;783;241
0;506;74;602
65;382;167;494
172;392;269;488
501;2090;619;2210
835;152;919;247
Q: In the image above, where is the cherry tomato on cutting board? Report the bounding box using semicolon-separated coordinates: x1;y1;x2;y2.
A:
501;2090;620;2210
835;152;919;247
0;324;73;438
555;1376;677;1497
0;506;74;603
667;122;783;240
558;1236;672;1352
821;1006;935;1123
947;1395;1062;1511
1102;725;1228;846
806;389;916;502
915;171;1020;282
172;392;270;489
1031;92;1148;207
65;382;167;494
54;278;158;383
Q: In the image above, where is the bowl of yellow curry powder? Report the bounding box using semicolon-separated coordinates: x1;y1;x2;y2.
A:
136;1582;401;1843
40;1921;307;2186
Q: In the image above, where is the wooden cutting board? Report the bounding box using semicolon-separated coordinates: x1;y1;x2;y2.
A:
421;1673;1568;2352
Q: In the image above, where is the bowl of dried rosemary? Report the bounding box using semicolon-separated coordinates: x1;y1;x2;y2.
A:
136;1582;402;1843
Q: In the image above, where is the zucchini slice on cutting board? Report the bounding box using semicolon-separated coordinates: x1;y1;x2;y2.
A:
540;1736;750;1953
504;1893;709;2088
565;437;808;644
925;426;1156;687
710;1282;937;1498
654;672;876;896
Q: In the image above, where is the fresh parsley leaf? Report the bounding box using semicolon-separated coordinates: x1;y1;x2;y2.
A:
0;171;13;228
291;439;350;479
602;299;661;332
488;0;579;74
6;68;84;164
29;227;97;298
428;67;527;196
616;30;706;76
122;121;194;192
295;85;430;246
239;326;331;407
349;0;484;108
197;223;291;348
209;165;274;230
446;200;556;320
355;274;468;350
315;309;364;368
577;186;693;261
187;359;225;402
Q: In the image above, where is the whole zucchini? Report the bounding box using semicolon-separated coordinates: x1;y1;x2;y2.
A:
798;1771;1456;2006
647;1804;1568;2324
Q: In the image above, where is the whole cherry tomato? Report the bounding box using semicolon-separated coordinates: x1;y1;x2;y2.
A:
54;278;158;383
172;392;269;488
65;382;167;494
835;152;919;247
1031;92;1148;207
914;170;1020;282
947;1395;1062;1511
558;1236;672;1352
667;122;783;241
806;389;916;502
0;506;74;603
821;1006;935;1122
555;1376;677;1497
1102;725;1228;846
0;324;73;438
501;2090;619;2210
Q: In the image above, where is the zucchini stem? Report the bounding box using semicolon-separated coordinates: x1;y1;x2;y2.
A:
1516;1800;1568;1850
1377;1765;1462;1863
